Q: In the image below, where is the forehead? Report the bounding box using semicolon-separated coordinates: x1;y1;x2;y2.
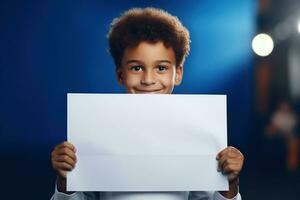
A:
122;41;176;63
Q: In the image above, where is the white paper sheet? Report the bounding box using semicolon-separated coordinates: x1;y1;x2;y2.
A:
67;93;228;191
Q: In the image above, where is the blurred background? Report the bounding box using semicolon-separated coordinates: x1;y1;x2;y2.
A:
0;0;299;199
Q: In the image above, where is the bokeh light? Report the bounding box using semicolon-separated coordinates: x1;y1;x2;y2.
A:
252;33;274;57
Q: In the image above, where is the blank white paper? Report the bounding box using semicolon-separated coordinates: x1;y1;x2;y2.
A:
67;93;228;191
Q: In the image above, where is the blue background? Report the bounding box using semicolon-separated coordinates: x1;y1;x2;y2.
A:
0;0;256;199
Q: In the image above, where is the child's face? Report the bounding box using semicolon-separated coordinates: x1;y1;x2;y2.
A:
117;41;183;94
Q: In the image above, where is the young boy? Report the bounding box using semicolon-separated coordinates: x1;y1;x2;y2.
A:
51;7;244;200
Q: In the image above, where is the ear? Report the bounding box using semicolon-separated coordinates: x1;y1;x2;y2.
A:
175;65;183;86
116;67;124;85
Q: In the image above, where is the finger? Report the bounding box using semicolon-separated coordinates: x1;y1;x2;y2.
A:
227;150;241;158
221;159;244;175
227;146;243;158
219;155;242;171
53;161;74;171
55;141;76;152
55;155;76;167
217;148;228;160
222;163;241;174
218;152;229;171
55;147;77;161
217;146;243;163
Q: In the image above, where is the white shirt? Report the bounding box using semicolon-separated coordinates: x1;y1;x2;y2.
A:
51;185;242;200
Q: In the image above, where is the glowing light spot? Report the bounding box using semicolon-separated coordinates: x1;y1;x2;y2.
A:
252;33;274;57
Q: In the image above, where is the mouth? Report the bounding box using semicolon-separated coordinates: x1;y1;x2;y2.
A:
134;89;163;94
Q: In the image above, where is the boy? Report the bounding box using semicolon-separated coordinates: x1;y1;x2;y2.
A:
51;7;244;200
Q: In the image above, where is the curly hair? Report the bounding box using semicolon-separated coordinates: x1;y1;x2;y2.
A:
107;7;190;68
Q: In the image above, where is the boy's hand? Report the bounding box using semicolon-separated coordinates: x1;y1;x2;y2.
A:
51;141;77;179
217;146;244;183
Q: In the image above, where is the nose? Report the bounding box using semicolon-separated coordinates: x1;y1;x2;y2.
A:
141;71;156;85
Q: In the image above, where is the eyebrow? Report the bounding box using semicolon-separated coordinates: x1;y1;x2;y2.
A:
125;60;172;65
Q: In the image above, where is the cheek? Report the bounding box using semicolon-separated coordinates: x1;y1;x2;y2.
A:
160;72;176;87
123;74;141;88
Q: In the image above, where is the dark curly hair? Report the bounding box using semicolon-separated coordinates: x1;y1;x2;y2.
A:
107;7;190;68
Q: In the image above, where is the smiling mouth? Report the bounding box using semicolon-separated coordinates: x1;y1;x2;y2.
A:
134;89;163;94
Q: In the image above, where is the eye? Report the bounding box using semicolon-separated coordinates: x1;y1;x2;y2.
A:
156;65;168;72
130;66;143;72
